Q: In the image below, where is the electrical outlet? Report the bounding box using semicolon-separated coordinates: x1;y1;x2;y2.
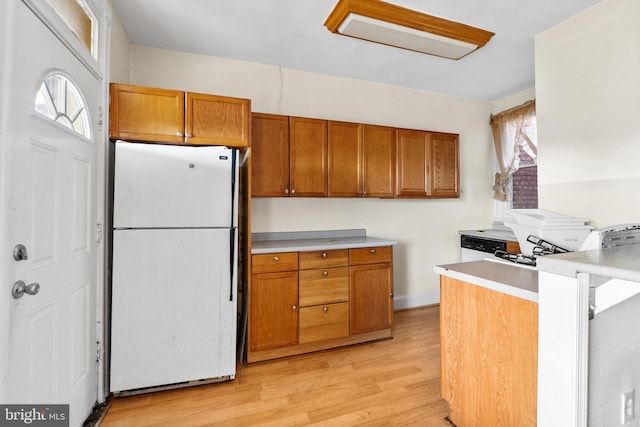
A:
622;389;635;424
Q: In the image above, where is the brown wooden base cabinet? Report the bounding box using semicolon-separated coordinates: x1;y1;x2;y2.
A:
440;276;538;427
248;246;394;363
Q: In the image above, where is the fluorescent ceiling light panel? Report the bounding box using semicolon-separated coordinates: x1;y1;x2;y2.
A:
338;14;478;60
325;0;495;60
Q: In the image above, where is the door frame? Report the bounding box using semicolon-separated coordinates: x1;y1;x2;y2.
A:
0;0;112;404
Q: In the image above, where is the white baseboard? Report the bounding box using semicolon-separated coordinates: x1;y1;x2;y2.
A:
394;290;440;310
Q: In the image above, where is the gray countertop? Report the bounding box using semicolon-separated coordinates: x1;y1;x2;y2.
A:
537;244;640;282
251;229;397;254
434;259;539;302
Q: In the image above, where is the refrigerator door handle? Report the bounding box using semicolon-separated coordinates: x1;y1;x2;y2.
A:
230;149;237;228
228;149;237;302
229;228;235;302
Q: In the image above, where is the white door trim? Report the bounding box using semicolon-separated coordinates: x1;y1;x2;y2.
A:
0;0;18;404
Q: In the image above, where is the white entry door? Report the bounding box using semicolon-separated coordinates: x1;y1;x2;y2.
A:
6;2;101;425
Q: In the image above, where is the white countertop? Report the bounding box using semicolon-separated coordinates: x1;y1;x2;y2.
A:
434;259;539;302
536;244;640;282
251;229;397;254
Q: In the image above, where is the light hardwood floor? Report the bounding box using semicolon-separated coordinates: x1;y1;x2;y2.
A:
100;306;450;426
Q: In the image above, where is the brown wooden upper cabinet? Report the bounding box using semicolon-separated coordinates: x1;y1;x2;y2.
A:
362;125;396;198
109;83;250;148
328;122;395;198
252;114;328;197
396;129;460;198
251;112;457;199
328;121;362;197
396;129;429;197
430;132;460;198
290;117;328;197
251;113;290;197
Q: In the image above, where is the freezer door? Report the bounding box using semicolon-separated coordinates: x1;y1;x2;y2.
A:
110;228;237;392
113;142;237;228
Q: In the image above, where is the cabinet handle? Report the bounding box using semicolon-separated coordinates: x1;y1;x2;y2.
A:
363;190;368;196
185;133;193;138
322;252;327;259
323;306;328;313
390;293;394;298
176;132;184;137
370;248;377;254
291;189;296;194
284;189;289;194
323;270;328;277
273;256;279;262
292;305;297;311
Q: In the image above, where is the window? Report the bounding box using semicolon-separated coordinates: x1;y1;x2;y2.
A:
511;149;538;209
490;100;537;212
35;73;91;139
46;0;96;57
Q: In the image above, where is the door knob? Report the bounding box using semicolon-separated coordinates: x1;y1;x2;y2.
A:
12;280;40;299
13;244;28;261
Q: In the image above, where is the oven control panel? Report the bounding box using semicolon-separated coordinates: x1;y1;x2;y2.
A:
460;235;507;254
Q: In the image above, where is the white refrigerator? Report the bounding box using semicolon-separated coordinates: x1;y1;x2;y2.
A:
110;141;238;394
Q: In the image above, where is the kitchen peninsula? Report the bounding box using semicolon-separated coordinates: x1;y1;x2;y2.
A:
434;260;538;427
248;229;397;363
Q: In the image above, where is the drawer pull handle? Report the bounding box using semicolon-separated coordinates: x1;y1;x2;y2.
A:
292;305;297;311
322;252;327;259
370;249;376;254
323;271;328;277
323;307;328;313
273;256;279;262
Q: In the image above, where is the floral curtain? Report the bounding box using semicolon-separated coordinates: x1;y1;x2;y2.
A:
490;100;537;201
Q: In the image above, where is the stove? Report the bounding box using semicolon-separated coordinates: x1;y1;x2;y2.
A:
495;224;640;267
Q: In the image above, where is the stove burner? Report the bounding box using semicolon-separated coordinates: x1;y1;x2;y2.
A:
494;250;538;266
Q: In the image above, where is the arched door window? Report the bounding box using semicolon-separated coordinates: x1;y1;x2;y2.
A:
35;73;91;139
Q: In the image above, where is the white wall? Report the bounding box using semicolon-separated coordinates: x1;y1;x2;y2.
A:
108;0;130;84
492;87;536;115
535;0;640;228
589;286;640;426
535;0;640;424
123;46;495;308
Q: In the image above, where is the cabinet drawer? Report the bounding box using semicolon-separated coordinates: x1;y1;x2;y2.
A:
299;302;349;344
349;246;393;265
252;252;298;273
299;249;348;270
299;267;349;307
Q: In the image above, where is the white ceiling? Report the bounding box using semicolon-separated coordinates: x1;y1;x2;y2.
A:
111;0;600;101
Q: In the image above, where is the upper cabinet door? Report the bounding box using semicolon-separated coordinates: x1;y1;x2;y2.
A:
430;132;460;198
185;92;250;148
251;113;290;197
395;129;429;197
328;121;362;197
363;125;395;198
289;117;328;197
109;83;185;143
